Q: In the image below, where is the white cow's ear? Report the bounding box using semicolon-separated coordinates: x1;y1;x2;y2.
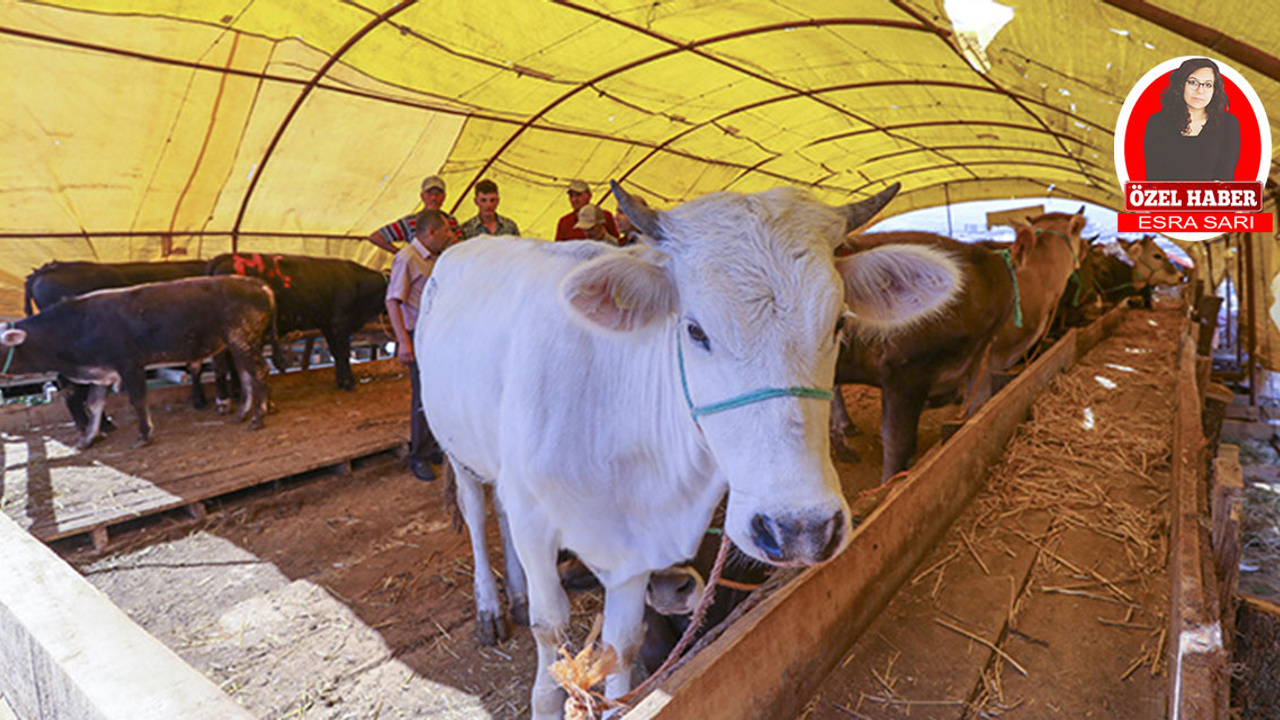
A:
836;244;962;334
0;328;26;346
560;252;676;333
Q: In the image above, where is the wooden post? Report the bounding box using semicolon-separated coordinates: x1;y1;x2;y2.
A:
1167;328;1227;720
1212;444;1243;652
1195;295;1223;357
1242;232;1259;406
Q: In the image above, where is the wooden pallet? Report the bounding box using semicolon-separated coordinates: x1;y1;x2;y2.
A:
1;359;410;550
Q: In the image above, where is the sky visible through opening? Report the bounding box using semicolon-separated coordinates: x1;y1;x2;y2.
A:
867;197;1194;264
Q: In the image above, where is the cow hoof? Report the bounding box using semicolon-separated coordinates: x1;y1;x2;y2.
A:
832;440;860;464
215;401;231;416
558;557;600;592
337;379;356;392
475;610;510;646
510;597;530;627
132;436;151;449
192;396;208;410
249;417;264;431
74;437;96;451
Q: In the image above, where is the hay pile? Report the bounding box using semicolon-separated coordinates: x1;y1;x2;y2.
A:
965;337;1174;715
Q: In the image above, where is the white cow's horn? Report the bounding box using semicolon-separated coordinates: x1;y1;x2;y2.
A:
840;182;901;235
611;180;665;243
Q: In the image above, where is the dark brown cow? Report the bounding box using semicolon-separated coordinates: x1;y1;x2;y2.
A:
24;259;209;315
0;276;277;449
832;234;1016;480
23;259;213;424
206;254;387;392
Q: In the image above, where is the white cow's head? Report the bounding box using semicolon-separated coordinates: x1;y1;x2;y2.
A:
560;182;961;567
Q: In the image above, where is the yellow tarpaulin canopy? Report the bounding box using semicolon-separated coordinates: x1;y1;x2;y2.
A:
3;0;1279;365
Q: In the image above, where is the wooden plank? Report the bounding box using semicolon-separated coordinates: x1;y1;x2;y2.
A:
1235;595;1280;717
1242;465;1280;485
1168;330;1227;720
0;512;253;720
628;332;1081;720
2;360;411;544
1222;419;1277;441
1211;444;1243;652
1224;405;1261;421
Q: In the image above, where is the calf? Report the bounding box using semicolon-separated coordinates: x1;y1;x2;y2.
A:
0;276;277;449
987;211;1089;372
1116;235;1186;307
833;234;1016;479
23;259;211;423
206;254;387;391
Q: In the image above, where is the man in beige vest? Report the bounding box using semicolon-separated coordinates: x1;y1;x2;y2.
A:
386;208;455;481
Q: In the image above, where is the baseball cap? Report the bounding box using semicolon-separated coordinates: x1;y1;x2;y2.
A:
567;179;590;194
574;204;604;229
421;175;446;193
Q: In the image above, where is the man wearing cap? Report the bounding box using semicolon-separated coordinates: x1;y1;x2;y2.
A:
554;179;619;241
574;204;619;244
367;174;459;254
385;208;454;481
458;179;521;240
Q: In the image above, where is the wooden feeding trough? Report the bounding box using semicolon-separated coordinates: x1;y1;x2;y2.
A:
627;303;1234;719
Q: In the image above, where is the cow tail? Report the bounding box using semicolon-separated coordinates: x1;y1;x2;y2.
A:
444;461;464;534
266;286;287;373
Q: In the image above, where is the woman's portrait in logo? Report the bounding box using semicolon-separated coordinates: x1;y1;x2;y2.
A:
1115;56;1268;187
1143;58;1238;181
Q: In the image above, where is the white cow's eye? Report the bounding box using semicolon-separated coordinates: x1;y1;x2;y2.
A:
834;316;847;341
687;321;710;351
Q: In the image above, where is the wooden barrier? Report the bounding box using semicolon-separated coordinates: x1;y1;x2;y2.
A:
628;330;1082;720
1167;329;1228;720
1212;444;1243;651
0;512;252;720
1076;302;1128;360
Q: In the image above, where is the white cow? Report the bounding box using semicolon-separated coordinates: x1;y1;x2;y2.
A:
416;182;962;718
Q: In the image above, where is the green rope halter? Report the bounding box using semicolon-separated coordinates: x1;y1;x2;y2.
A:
996;249;1023;328
676;323;833;425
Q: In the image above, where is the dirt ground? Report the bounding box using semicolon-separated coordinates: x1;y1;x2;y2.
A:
39;351;948;718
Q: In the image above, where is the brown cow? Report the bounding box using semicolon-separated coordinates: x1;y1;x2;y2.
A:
1118;235;1186;305
833;234;1016;479
987;211;1089;373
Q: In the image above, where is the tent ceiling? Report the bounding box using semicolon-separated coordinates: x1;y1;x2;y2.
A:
2;0;1278;266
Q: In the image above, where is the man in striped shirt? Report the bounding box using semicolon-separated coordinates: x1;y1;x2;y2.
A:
368;174;459;253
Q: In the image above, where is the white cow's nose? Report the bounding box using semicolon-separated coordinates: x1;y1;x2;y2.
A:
750;510;846;565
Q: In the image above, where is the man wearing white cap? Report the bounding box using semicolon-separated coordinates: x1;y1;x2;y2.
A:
573;204;619;244
554;179;619;241
368;174;459;253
